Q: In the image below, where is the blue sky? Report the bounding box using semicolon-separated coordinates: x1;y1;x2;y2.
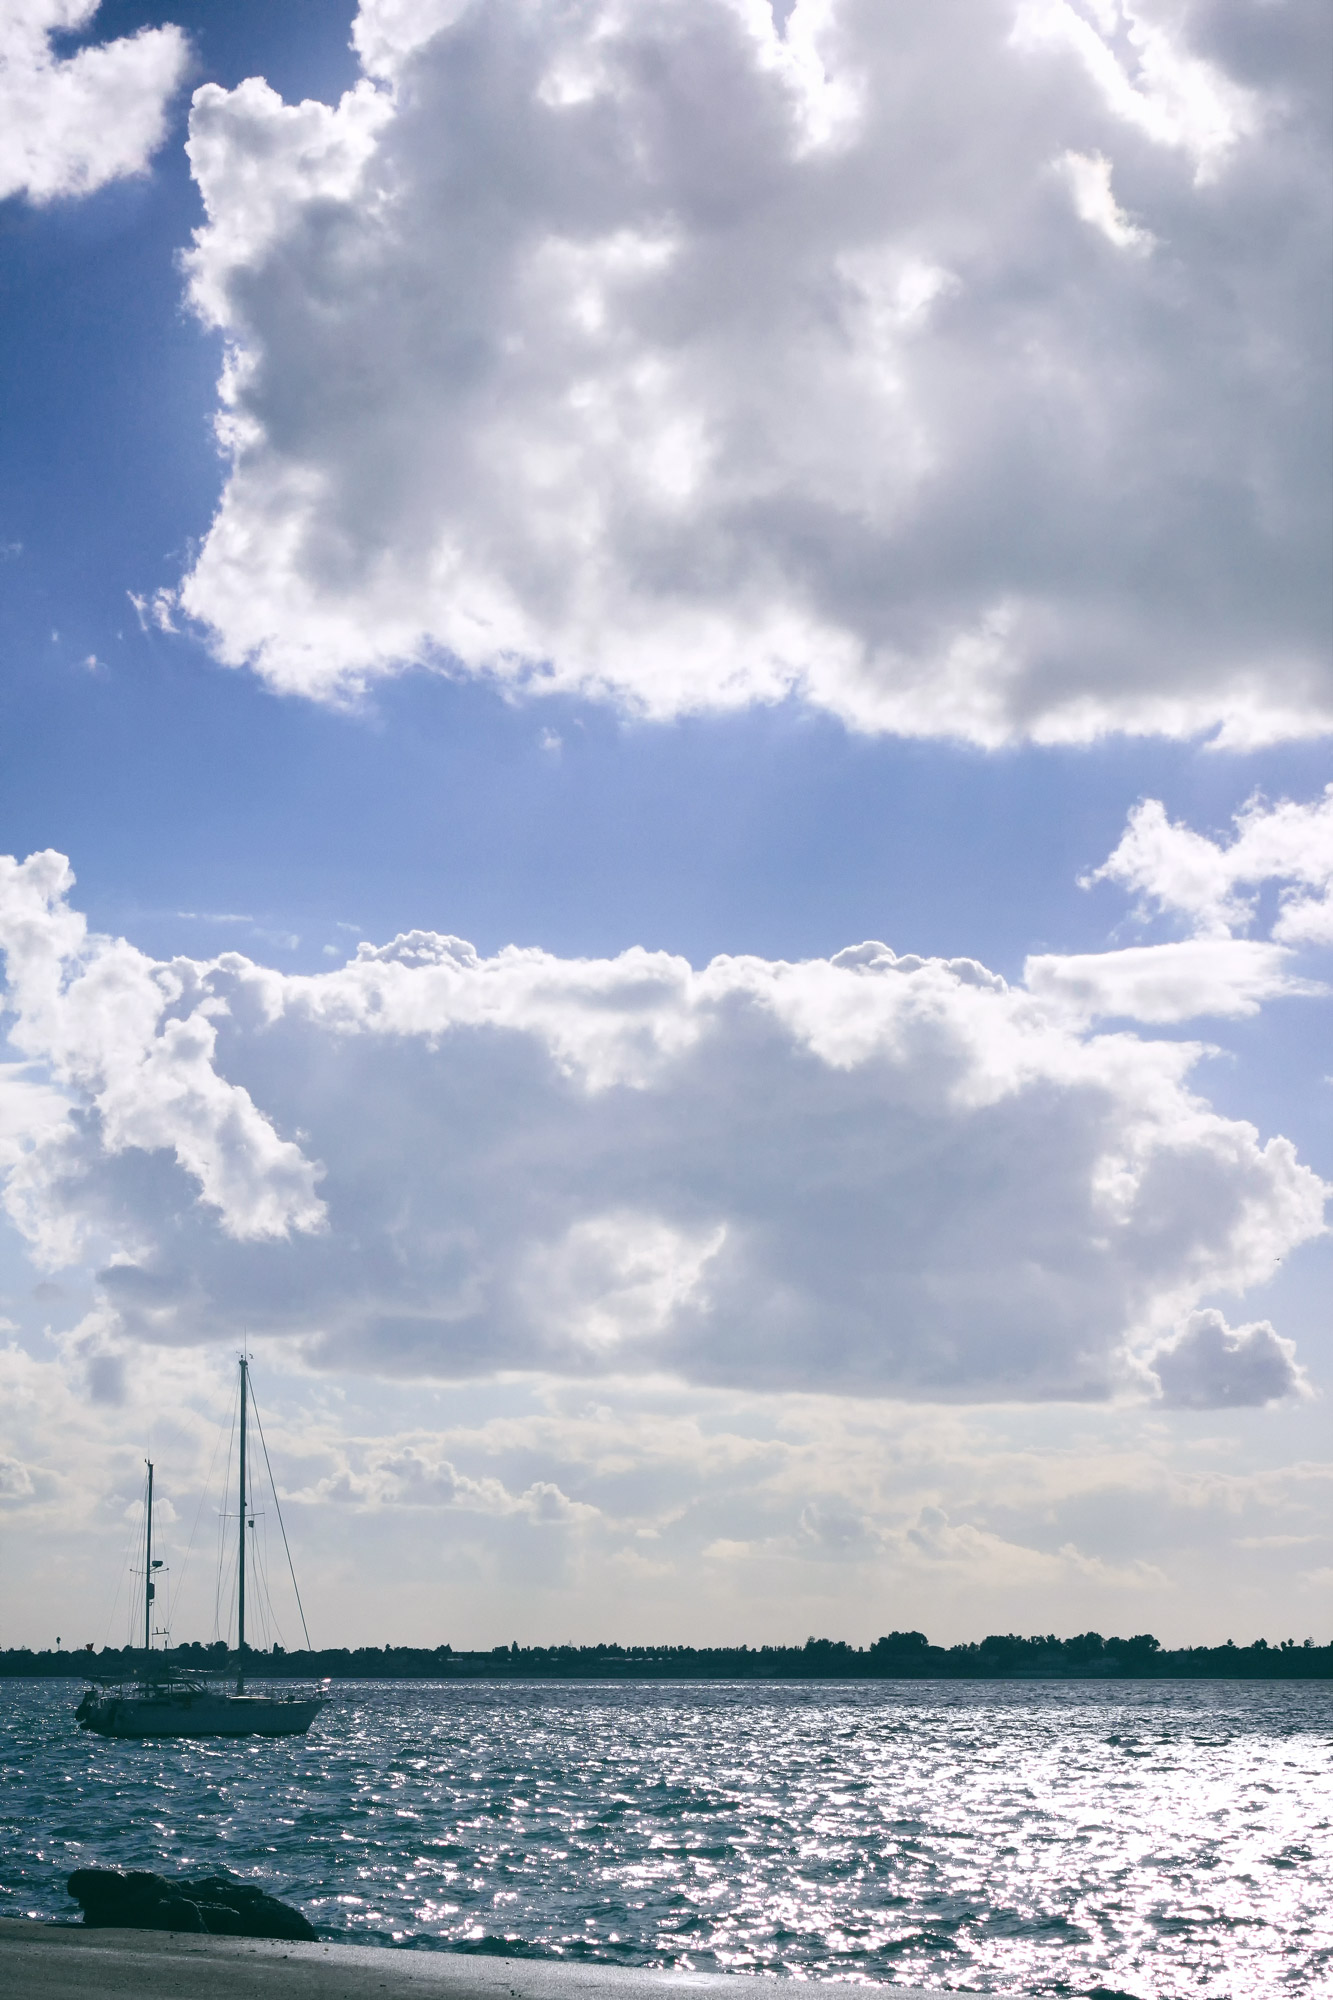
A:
0;0;1329;1652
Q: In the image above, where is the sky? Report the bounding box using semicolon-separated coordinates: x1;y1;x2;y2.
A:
0;0;1329;1654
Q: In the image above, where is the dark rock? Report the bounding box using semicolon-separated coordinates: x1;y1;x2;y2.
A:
66;1868;317;1940
190;1901;246;1935
149;1896;207;1932
180;1876;317;1941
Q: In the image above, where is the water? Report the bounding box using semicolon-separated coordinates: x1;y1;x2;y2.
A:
2;1678;1330;1995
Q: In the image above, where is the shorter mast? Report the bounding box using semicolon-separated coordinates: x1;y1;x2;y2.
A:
143;1459;154;1658
237;1355;248;1693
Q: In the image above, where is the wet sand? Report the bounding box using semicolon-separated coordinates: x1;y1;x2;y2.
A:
0;1919;1001;1999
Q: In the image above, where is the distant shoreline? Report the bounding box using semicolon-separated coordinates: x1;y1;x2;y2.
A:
3;1634;1329;1682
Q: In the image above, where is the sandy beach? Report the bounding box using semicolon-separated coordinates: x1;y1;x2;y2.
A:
0;1920;990;2000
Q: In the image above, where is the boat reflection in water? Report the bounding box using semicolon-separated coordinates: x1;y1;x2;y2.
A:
77;1357;328;1741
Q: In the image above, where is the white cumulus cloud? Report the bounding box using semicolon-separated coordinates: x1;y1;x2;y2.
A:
1021;786;1333;1024
170;0;1332;745
1148;1306;1310;1408
1089;787;1333;945
0;851;326;1264
0;0;188;203
0;851;1324;1405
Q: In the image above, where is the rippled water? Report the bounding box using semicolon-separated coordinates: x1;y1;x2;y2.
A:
2;1678;1330;1994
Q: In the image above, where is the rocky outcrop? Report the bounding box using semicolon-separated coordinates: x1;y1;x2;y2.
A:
66;1868;317;1940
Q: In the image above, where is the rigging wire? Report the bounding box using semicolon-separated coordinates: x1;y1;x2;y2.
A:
252;1509;282;1652
247;1378;314;1651
213;1375;239;1646
218;1533;239;1652
172;1393;229;1621
98;1514;134;1650
263;1508;285;1649
127;1461;151;1650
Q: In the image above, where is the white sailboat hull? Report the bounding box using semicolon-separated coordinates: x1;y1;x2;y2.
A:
78;1688;326;1738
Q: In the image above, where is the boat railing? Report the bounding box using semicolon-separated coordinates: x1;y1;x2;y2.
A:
81;1667;330;1702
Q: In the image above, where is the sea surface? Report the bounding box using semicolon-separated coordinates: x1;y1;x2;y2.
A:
2;1678;1329;1996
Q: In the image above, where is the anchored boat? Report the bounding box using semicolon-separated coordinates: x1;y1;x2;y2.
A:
76;1357;327;1739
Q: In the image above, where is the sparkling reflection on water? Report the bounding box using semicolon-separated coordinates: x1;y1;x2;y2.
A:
3;1678;1330;1994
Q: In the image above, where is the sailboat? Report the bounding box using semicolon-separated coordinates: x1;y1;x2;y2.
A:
76;1358;328;1739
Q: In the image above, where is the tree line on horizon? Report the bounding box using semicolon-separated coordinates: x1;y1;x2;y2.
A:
3;1629;1328;1678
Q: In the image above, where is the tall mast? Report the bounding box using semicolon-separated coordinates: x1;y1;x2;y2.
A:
143;1459;154;1658
237;1354;247;1692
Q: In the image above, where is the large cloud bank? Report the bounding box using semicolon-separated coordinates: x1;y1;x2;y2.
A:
0;0;187;203
0;837;1323;1408
175;0;1332;743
